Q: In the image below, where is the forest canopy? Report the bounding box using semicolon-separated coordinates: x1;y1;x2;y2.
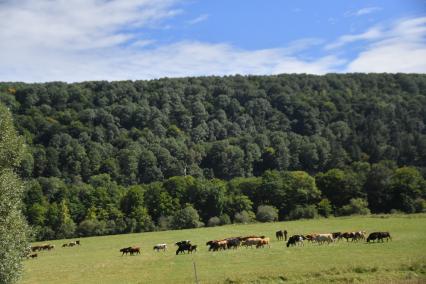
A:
1;73;425;240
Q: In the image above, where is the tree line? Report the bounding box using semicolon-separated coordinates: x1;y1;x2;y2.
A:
22;162;426;240
0;73;425;241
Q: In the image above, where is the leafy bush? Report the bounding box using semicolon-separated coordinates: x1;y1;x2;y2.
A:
414;198;426;213
219;214;231;225
234;210;255;224
288;205;318;220
170;205;204;229
77;219;106;236
339;198;371;216
157;216;173;231
207;216;221;227
256;205;278;222
317;199;333;217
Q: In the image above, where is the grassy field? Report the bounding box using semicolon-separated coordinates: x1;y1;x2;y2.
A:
21;214;426;284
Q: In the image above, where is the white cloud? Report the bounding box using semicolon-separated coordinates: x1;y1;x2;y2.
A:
347;17;426;72
0;40;344;82
0;0;180;51
0;1;424;82
345;6;382;17
326;27;383;50
354;7;382;16
187;14;209;25
0;0;343;82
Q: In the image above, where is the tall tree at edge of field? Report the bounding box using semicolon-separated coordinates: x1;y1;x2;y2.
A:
0;103;30;284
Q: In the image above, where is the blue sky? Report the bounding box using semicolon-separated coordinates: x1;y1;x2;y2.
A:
0;0;425;82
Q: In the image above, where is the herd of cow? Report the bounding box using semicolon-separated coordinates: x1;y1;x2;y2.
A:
120;230;391;256
285;231;392;247
27;240;81;259
27;230;392;259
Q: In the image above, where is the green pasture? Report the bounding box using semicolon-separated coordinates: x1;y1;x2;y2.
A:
21;214;426;283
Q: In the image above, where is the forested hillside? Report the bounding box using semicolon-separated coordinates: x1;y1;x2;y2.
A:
1;74;425;240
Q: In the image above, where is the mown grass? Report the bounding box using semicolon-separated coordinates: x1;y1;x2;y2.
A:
21;214;426;283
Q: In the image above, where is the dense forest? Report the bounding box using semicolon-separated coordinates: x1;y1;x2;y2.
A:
0;73;425;240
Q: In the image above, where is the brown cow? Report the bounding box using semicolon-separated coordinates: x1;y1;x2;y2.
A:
129;247;140;255
256;237;270;248
242;237;263;248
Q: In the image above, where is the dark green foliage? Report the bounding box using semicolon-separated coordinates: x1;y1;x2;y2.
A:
317;199;333;217
0;104;29;284
207;217;221;227
256;205;278;222
288;205;318;220
170;205;204;229
0;74;425;240
339;198;371;216
234;210;255;224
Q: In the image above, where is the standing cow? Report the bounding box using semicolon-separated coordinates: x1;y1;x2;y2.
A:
276;230;284;240
367;232;391;243
153;244;167;252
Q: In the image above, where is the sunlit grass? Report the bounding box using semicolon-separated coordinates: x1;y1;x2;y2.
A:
21;214;426;283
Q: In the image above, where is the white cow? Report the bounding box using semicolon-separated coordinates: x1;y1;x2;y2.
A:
153;243;167;252
314;234;334;245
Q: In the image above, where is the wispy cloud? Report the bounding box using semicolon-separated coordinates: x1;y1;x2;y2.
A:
325;27;383;50
187;14;209;25
347;17;426;72
345;6;382;17
354;6;382;16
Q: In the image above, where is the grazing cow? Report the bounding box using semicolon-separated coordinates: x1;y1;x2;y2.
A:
242;237;263;248
353;231;366;241
314;234;334;245
332;232;342;240
189;245;197;253
120;247;132;256
226;238;241;249
206;240;227;251
62;243;68;247
120;247;140;255
286;235;305;247
367;232;391;243
75;240;81;245
153;244;167;252
341;232;355;242
276;230;284;240
304;234;317;243
129;247;141;255
27;253;38;259
256;237;270;248
175;240;192;255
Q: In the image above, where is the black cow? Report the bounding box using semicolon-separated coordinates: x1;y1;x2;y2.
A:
176;241;194;255
189;245;197;253
367;232;391;243
286;235;305;247
341;232;355;242
276;230;284;240
332;232;342;240
226;238;241;249
120;247;132;255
